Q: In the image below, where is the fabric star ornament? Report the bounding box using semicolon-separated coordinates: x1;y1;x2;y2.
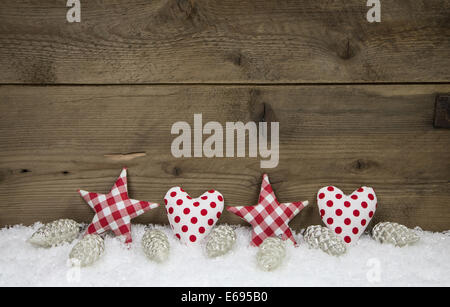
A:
227;174;308;247
78;168;159;243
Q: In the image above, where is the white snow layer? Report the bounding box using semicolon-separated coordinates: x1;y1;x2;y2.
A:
0;223;449;287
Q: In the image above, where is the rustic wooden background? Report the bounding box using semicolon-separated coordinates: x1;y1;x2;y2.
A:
0;0;449;231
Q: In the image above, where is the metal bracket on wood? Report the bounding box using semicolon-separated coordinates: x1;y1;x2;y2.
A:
434;95;450;128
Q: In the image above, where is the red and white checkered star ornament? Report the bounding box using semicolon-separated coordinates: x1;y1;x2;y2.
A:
78;168;159;243
227;174;308;247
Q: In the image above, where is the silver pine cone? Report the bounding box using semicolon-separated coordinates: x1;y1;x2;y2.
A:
205;225;236;258
142;229;170;263
69;234;105;267
28;219;80;247
372;222;420;247
304;225;347;256
256;237;286;271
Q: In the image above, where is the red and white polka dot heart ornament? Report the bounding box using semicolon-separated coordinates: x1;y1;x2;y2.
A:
317;186;377;245
164;187;224;245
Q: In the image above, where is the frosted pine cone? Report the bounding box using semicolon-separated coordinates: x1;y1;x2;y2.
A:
28;219;81;247
142;229;170;263
69;234;105;267
256;237;286;271
372;222;420;247
205;225;236;258
304;225;347;256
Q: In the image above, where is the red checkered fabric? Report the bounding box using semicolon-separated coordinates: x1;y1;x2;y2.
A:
78;168;159;243
227;174;308;247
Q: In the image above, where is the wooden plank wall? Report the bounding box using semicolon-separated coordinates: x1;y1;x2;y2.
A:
0;0;449;231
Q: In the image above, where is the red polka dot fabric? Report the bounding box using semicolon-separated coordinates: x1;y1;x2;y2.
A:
164;187;224;245
227;174;308;247
317;186;377;244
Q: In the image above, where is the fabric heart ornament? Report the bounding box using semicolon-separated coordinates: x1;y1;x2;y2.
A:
164;187;224;245
317;186;377;245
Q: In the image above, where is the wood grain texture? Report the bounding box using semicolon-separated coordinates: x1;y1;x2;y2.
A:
0;0;449;84
0;85;449;230
434;95;450;128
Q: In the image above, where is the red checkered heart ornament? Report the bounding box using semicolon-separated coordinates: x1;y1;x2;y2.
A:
164;187;224;245
317;186;377;245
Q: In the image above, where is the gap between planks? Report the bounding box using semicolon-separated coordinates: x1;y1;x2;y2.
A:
0;82;449;87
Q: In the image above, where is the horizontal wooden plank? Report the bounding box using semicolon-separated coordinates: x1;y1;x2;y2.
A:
0;0;449;84
0;85;449;231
